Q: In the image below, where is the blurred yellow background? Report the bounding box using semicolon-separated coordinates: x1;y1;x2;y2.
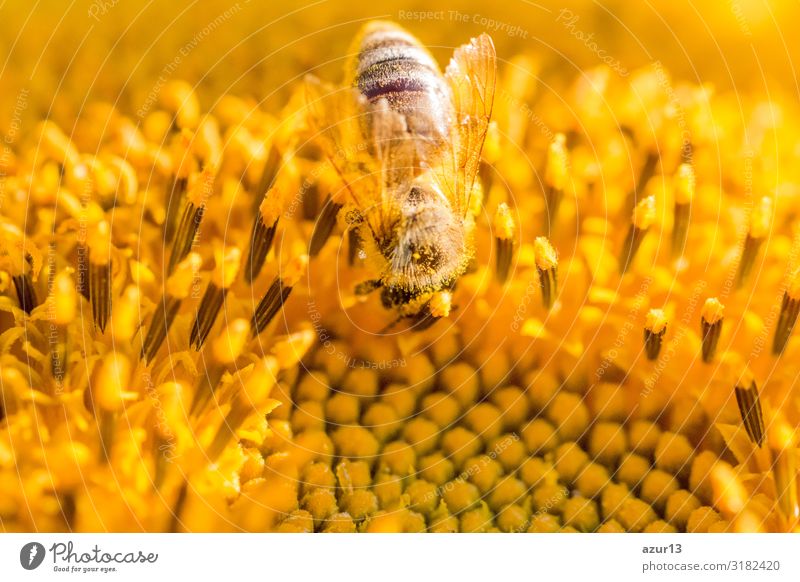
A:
1;0;797;132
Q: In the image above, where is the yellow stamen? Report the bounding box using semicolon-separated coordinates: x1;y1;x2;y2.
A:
767;418;799;528
142;253;201;363
168;168;215;273
734;368;764;448
700;297;724;363
163;130;196;242
92;352;132;413
111;285;141;343
701;297;724;325
252;142;282;212
544;133;569;231
211;318;250;365
87;220;112;332
494;202;516;283
283;254;309;288
186;166;216;207
165;253;203;300
50;271;77;384
152;381;186;489
308;194;343;258
710;462;747;515
251;255;308;336
632;195;656;230
104;155;139;206
39;120;80;169
191;246;242;350
534;236;558;309
196;117;223;171
749;196;773;240
644;308;667;360
773;268;800;355
620;195;655;274
244;191;281;283
90;352;134;463
191;319;251;415
674;163;696;205
211;245;242;289
737;196;772;287
207;356;280;460
672;163;694;257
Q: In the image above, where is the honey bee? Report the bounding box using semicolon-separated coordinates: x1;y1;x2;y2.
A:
304;20;496;328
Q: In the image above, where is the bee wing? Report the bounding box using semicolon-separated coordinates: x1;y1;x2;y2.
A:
305;75;418;241
303;75;383;236
436;33;496;217
369;98;416;206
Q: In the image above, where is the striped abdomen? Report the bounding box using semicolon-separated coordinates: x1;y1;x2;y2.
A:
353;22;452;146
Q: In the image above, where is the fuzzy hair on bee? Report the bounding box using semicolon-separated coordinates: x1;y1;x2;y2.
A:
303;20;496;326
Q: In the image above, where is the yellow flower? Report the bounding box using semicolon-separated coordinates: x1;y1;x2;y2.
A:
1;3;799;534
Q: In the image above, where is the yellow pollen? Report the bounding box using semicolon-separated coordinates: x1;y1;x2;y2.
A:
534;236;558;271
259;188;284;225
493;202;515;241
186;167;216;206
701;297;724;325
786;268;800;300
632;195;656;230
645;308;667;334
429;291;453;318
282;254;309;287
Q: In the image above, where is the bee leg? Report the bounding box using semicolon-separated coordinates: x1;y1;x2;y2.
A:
410;302;459;332
343;208;365;266
379;316;403;334
347;228;364;266
355;279;382;296
411;311;441;331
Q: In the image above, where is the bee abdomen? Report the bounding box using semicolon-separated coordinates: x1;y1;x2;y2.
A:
354;22;451;141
